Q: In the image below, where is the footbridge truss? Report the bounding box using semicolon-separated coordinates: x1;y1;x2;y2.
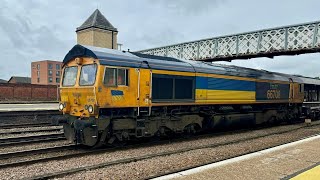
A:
137;21;320;62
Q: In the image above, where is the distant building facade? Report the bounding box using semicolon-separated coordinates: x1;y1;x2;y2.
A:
31;60;63;85
76;9;118;49
8;76;31;84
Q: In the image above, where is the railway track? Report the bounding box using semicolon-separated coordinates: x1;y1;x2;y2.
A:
0;127;62;136
0;110;60;129
0;122;53;129
0;133;65;147
0;110;60;117
6;122;320;179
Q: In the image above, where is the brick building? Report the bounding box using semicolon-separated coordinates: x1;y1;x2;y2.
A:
31;60;63;85
76;9;118;49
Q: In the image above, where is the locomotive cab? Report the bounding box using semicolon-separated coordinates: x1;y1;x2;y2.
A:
59;56;105;146
59;57;99;118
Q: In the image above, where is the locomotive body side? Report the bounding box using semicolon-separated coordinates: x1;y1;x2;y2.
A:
57;45;305;146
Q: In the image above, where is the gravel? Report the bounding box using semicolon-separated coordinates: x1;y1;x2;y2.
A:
0;122;319;180
62;125;320;180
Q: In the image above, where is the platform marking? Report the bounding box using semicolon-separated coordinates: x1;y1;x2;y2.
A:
282;162;320;180
152;134;320;180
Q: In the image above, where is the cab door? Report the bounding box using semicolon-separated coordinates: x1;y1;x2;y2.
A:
137;68;151;116
289;78;294;103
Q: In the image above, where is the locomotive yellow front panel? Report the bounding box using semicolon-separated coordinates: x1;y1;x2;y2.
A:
59;57;99;117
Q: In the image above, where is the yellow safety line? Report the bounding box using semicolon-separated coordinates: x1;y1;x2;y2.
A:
291;164;320;180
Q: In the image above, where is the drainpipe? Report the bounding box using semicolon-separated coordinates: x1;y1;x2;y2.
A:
111;30;114;49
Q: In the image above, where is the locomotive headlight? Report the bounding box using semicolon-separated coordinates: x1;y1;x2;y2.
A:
88;105;94;113
59;103;64;111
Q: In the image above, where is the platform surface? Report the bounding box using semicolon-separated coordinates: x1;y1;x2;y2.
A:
155;134;320;180
0;103;59;112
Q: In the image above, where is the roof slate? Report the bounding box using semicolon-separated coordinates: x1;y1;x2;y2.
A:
76;9;117;32
8;76;31;84
0;79;7;83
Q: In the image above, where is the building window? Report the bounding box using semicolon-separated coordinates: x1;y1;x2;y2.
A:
37;78;40;83
48;63;53;69
37;71;40;77
48;70;52;76
56;78;60;83
37;64;40;70
56;71;60;76
56;64;60;70
48;77;53;83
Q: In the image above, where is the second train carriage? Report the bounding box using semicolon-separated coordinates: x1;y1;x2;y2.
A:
57;44;318;146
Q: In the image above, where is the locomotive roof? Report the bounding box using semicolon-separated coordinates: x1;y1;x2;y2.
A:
63;45;320;84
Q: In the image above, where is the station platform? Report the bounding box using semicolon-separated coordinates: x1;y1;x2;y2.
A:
0;103;58;112
155;134;320;180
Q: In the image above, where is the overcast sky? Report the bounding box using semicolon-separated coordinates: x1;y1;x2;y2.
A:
1;0;320;80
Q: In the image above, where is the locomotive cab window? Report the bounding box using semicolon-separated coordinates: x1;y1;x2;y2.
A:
117;69;129;86
80;64;97;86
104;67;129;86
62;66;78;86
104;68;116;86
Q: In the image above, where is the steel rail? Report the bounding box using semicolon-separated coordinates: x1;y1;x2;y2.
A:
0;144;75;161
0;110;60;117
0;133;65;147
0;127;62;136
0;122;53;129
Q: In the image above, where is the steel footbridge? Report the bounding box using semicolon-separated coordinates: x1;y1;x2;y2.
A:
137;21;320;62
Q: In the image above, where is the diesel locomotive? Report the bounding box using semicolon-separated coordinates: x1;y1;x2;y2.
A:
56;44;320;146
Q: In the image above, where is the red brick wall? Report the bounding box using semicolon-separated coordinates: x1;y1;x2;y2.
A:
0;83;58;101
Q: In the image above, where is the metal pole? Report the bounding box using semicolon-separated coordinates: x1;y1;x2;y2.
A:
111;31;114;49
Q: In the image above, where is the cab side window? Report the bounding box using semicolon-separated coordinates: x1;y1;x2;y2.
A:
117;69;129;86
104;67;129;86
104;68;116;86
